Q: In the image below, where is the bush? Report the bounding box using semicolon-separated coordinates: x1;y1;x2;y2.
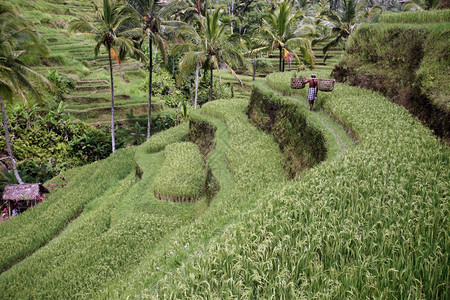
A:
140;68;176;96
0;103;111;184
196;76;232;106
255;58;273;73
46;70;75;96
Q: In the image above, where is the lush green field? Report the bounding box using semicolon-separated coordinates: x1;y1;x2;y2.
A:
333;12;450;140
379;9;450;23
145;76;449;299
153;142;206;201
1;68;447;298
0;1;448;298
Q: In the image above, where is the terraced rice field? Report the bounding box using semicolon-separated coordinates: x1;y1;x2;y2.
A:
12;0;164;131
1;66;447;298
0;1;447;299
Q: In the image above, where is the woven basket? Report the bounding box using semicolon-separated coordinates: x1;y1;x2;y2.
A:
291;77;305;89
318;79;335;92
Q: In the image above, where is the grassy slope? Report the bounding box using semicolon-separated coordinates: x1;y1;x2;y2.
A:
332;11;450;140
0;64;447;300
140;80;448;299
0;2;447;299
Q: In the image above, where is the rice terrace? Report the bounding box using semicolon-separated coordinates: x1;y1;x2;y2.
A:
0;0;448;298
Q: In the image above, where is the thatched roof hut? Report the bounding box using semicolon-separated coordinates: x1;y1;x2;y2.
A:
2;183;49;217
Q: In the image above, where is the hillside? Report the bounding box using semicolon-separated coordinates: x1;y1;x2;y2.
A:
0;67;448;298
0;1;448;299
332;10;450;141
4;0;169;139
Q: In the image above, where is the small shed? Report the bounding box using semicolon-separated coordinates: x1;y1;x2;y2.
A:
2;183;49;217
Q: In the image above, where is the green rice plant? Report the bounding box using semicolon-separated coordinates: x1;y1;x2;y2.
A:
334;22;450;138
247;83;328;178
0;123;205;299
0;147;136;273
153;142;206;201
136;123;188;156
89;98;286;299
145;81;448;299
378;10;450;24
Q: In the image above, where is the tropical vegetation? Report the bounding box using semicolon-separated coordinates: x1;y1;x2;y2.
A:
153;142;205;201
0;3;55;184
70;0;143;152
0;0;448;299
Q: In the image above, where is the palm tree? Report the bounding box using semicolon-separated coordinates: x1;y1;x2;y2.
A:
174;9;248;104
176;9;246;103
172;25;203;109
0;4;55;184
320;0;381;55
261;1;315;72
70;0;143;152
125;0;184;140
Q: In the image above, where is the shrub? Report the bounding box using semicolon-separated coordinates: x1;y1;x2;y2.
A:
255;58;273;73
0;103;111;184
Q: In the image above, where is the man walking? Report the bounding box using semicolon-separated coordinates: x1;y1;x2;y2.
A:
305;74;318;111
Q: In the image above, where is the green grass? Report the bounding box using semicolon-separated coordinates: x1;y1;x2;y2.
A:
90;98;286;299
153;142;206;201
0;147;137;273
256;71;356;162
378;9;450;24
0;71;447;299
0;1;447;299
0;123;209;299
335;21;449;139
140;75;448;299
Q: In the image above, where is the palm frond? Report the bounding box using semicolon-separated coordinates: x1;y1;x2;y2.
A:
178;51;201;81
69;19;99;35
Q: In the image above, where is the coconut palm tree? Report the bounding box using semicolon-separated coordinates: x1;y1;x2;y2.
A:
174;8;247;104
320;0;381;55
0;4;55;184
260;1;315;72
70;0;143;152
171;25;203;109
125;0;185;140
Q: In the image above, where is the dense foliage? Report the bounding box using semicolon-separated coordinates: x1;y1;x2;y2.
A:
0;103;111;185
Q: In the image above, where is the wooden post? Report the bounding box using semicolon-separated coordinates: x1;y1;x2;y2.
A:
8;200;11;217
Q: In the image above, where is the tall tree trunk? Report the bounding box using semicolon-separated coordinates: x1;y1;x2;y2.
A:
252;55;256;81
108;47;116;153
282;55;285;72
209;67;213;102
197;0;202;15
230;0;234;33
279;47;282;72
147;33;153;140
0;95;23;184
194;61;199;109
